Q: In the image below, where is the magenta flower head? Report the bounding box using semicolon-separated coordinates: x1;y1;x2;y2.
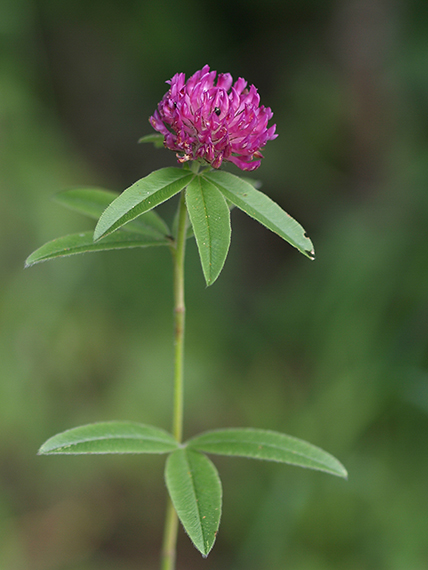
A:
149;65;277;172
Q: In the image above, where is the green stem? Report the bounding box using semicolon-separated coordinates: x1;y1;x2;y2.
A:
171;190;187;444
160;188;188;570
161;497;179;570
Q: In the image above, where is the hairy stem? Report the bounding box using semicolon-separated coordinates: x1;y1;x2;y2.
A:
160;188;188;570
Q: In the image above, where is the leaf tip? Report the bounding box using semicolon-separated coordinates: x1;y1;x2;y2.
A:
198;537;216;558
37;438;60;455
330;460;348;479
204;275;220;288
93;226;105;242
93;212;111;242
24;255;42;268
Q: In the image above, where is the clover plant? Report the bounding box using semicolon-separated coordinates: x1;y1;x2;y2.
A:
26;65;346;570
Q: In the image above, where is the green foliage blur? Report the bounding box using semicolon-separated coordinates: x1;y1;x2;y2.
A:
1;0;428;568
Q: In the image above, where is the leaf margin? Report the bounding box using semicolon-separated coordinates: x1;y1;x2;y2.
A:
165;447;222;557
94;167;194;241
185;175;231;286
25;229;170;268
186;427;347;479
204;170;315;260
38;421;180;455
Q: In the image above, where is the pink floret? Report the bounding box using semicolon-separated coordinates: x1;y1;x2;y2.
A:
149;65;277;171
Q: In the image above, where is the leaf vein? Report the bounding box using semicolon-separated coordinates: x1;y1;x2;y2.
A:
193;439;332;466
182;451;207;549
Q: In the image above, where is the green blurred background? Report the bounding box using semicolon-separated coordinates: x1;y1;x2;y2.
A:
1;0;428;568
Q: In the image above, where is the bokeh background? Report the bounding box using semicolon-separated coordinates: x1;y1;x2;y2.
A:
1;0;428;568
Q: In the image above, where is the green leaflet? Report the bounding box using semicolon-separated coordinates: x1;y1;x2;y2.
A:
187;428;347;478
204;170;315;259
186;176;231;286
94;167;194;240
54;187;170;238
38;422;179;454
165;448;222;557
25;230;169;267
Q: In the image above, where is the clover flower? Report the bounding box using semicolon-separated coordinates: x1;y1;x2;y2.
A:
149;65;277;171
